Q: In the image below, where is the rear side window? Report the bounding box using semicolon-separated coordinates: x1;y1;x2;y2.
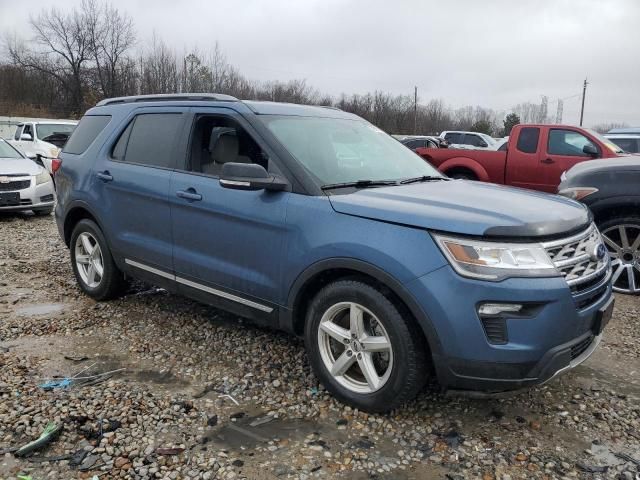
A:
63;115;111;154
463;134;484;147
119;113;182;168
444;133;462;143
516;127;540;154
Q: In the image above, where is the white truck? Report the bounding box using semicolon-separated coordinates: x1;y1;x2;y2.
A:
8;120;77;174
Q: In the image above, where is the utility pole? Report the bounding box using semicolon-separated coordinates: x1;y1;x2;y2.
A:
579;78;588;126
414;86;418;134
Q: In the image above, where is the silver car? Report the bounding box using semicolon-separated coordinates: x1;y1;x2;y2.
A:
0;139;55;215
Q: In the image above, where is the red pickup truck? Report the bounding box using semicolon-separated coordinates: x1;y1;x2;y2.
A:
417;124;625;192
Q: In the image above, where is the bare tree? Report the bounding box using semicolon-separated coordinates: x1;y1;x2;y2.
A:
7;6;91;114
84;0;135;98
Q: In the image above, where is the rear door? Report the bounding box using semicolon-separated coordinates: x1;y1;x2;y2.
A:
504;127;545;190
169;107;289;320
92;108;187;280
539;128;600;191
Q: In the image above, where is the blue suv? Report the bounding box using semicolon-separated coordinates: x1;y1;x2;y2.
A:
55;94;614;412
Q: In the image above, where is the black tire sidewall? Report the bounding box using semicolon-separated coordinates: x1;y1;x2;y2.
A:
70;219;121;300
304;280;426;412
598;214;640;295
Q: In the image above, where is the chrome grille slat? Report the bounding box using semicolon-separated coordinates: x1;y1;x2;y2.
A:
543;224;609;288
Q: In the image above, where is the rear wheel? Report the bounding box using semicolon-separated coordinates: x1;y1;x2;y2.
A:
70;219;127;300
304;280;429;412
599;215;640;295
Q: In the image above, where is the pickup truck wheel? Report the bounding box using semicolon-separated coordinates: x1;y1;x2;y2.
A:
447;169;477;180
304;280;429;412
599;215;640;295
70;219;127;300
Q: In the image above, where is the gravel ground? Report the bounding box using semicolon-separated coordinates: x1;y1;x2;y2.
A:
0;213;639;480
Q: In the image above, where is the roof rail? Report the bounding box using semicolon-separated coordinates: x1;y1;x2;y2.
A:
96;93;239;107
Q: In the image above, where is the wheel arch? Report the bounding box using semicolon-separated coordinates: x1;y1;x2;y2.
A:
438;158;488;181
284;258;443;356
62;201;107;247
589;197;640;225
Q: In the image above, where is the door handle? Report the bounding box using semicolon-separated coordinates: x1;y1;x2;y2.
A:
541;158;555;164
176;189;202;201
97;171;113;182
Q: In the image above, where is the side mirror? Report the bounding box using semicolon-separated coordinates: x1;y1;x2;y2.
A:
479;141;488;148
583;144;599;157
20;133;33;141
219;163;288;192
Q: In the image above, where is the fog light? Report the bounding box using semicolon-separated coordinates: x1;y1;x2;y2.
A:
478;303;523;316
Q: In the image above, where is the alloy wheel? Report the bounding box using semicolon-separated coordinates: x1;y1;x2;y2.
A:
74;232;104;288
601;224;640;294
317;302;393;393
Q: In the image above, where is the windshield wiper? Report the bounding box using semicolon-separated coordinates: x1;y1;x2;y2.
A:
399;175;447;184
321;179;399;190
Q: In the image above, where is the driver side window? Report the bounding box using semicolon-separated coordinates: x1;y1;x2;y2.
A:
548;129;597;157
187;115;268;177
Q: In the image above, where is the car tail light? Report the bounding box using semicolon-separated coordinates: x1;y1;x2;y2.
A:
51;158;62;175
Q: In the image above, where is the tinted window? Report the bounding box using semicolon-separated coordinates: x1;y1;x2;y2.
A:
111;122;134;161
123;114;183;168
463;134;484;147
404;139;424;149
444;133;462;143
63;116;111;154
497;141;508;152
13;125;22;141
548;129;597;157
516;127;540;153
610;138;639;153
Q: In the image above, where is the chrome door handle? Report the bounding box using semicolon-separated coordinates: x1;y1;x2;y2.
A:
97;171;113;182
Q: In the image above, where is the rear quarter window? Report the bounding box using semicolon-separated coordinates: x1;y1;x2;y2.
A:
63;115;111;154
516;127;540;154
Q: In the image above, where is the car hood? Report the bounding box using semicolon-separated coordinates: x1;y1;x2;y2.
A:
0;157;40;176
565;155;640;178
328;180;591;238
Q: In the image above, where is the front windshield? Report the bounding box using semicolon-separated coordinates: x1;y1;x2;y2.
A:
0;140;23;159
585;128;624;154
35;123;76;141
261;115;442;186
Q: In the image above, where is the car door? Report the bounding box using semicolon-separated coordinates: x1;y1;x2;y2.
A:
169;108;289;320
538;128;600;192
91;108;187;281
504;127;546;190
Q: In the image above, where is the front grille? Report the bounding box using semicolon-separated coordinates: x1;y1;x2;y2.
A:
571;335;594;360
543;224;609;294
0;179;30;191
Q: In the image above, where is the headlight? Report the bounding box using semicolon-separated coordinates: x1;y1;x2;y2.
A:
432;233;558;281
49;146;60;157
557;187;598;201
35;168;51;185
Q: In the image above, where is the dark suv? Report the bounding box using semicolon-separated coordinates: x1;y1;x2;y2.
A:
55;94;613;412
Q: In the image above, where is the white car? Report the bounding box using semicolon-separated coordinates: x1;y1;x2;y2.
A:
8;120;77;174
604;131;640;154
439;131;496;150
0;139;55;215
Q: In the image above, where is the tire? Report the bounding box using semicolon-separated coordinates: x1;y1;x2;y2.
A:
448;170;477;180
598;215;640;295
304;280;429;412
70;219;127;300
34;207;53;216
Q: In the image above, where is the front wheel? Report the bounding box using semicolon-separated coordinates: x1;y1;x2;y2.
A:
599;215;640;295
70;219;127;300
304;280;429;412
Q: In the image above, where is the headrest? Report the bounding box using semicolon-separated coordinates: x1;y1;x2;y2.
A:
211;133;239;164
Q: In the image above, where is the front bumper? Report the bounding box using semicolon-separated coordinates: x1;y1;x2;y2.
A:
406;263;613;392
0;176;55;212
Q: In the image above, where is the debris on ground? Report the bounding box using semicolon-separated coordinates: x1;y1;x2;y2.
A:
14;423;63;457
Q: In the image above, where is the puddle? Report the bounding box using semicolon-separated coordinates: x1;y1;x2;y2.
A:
16;303;65;316
210;415;327;450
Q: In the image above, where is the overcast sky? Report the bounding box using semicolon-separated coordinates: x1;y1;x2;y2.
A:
1;0;638;127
